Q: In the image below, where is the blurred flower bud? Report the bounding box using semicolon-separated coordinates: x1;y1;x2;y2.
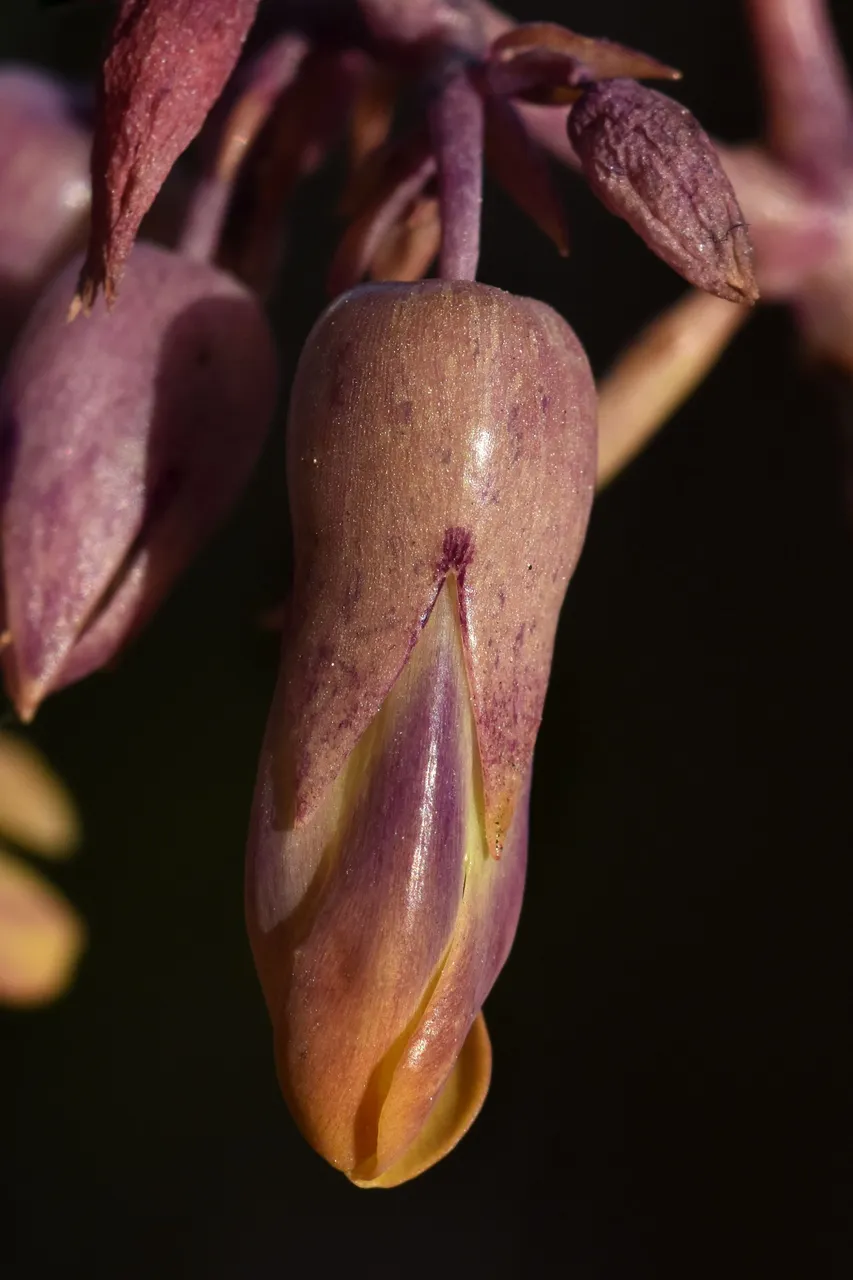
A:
0;66;91;362
247;280;596;1185
0;731;84;1006
0;243;277;719
568;78;758;304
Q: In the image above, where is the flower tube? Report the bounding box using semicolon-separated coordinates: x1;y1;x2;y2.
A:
247;279;596;1185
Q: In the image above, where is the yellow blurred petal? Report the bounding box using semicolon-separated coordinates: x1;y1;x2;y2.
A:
0;732;80;857
0;846;85;1005
352;1013;492;1188
597;290;750;489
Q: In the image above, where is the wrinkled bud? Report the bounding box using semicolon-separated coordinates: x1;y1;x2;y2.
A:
569;78;758;304
0;243;277;719
78;0;261;307
247;280;596;1184
0;67;90;361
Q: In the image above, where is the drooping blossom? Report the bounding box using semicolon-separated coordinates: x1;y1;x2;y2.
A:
247;278;596;1184
0;0;761;1187
1;243;277;719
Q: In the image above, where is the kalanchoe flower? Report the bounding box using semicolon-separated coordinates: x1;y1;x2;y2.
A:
0;66;90;362
247;279;596;1184
0;243;277;719
568;78;758;305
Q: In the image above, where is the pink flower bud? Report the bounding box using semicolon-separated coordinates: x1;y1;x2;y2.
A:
1;243;277;718
247;280;596;1184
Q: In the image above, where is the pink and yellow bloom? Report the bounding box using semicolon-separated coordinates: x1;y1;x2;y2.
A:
247;279;596;1184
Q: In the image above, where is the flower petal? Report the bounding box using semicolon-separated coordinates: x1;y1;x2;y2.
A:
248;580;471;1175
569;79;758;304
354;1012;491;1188
356;767;530;1183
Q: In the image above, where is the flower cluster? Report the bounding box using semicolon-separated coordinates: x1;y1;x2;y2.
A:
10;0;848;1187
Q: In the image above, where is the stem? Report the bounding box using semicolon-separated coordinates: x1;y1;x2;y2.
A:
597;290;749;488
178;175;233;263
746;0;853;195
429;68;484;280
178;33;310;265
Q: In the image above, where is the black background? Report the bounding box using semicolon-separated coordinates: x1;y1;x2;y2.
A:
2;1;853;1276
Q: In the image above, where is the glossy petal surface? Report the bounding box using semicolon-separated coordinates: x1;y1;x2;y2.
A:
248;581;528;1181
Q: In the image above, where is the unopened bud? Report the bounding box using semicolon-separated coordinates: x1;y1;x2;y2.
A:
569;78;758;304
1;243;277;718
247;280;596;1185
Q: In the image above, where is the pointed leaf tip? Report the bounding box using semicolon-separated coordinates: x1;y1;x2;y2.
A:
79;0;261;305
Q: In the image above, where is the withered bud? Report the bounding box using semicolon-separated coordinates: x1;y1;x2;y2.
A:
569;78;759;304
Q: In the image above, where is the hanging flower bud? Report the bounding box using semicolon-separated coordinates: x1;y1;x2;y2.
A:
0;66;90;361
568;78;758;304
0;243;277;719
247;280;596;1185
